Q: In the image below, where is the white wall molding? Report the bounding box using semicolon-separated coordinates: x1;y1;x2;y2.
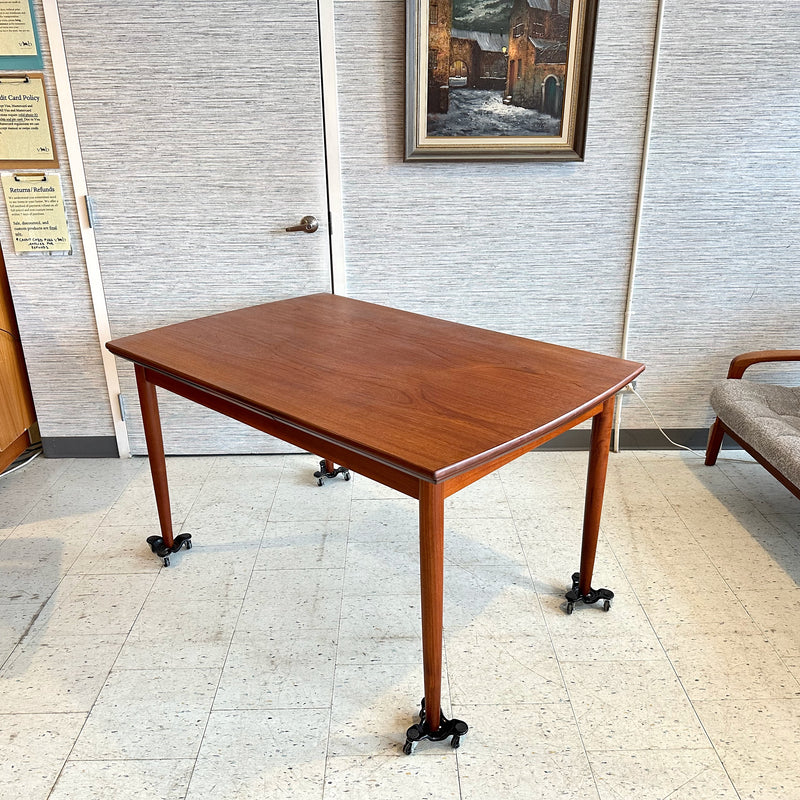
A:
613;0;665;452
318;0;347;295
42;0;130;457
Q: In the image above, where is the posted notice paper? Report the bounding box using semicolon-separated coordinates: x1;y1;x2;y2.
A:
0;0;37;57
1;172;71;252
0;76;54;162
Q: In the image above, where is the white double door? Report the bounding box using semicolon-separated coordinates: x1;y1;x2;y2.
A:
57;1;334;454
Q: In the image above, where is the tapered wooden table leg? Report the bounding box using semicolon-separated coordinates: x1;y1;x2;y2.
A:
566;397;616;612
580;397;615;593
403;480;468;753
134;365;192;566
135;364;173;547
419;480;444;733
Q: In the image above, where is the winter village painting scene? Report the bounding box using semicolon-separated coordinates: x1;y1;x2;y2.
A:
406;0;597;160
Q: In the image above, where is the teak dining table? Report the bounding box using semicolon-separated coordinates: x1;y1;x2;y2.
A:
106;293;644;752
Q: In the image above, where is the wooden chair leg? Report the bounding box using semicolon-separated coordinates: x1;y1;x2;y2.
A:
705;418;725;465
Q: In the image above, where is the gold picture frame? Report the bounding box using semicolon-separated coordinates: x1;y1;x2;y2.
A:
405;0;599;161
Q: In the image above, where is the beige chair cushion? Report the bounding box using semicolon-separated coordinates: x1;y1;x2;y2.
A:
710;379;800;487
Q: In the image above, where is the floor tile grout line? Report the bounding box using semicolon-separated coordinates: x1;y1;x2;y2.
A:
600;452;797;796
46;455;279;798
58;458;152;569
569;450;746;796
52;558;164;782
4;566;159;717
4;450;798;799
0;598;49;670
623;451;745;800
42;754;200;761
682;476;800;570
443;637;465;799
652;456;800;698
525;451;604;800
321;470;355;800
178;454;286;797
634;452;787;654
657;665;745;800
0;457;149;639
41;631;133;800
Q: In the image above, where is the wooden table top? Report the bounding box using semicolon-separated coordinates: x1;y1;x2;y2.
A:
107;294;644;482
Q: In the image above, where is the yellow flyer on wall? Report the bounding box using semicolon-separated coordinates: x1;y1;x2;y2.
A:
0;0;37;57
1;172;71;253
0;74;57;167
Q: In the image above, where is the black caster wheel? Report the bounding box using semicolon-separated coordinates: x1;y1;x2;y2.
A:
146;533;191;567
403;704;467;753
564;572;614;614
314;460;350;485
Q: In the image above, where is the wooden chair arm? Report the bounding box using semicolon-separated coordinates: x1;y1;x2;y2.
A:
726;350;800;379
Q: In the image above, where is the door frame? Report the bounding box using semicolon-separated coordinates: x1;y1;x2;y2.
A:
43;0;130;458
44;0;345;458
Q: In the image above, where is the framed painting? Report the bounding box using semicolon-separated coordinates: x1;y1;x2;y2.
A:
405;0;599;161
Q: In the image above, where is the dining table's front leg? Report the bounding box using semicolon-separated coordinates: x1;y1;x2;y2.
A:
403;480;468;754
565;396;616;613
134;364;192;567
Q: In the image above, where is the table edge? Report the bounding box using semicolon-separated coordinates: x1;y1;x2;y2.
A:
113;352;644;485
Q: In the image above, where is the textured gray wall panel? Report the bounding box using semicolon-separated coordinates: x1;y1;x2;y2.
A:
0;0;114;439
627;0;800;429
4;1;797;455
57;1;333;454
334;0;659;362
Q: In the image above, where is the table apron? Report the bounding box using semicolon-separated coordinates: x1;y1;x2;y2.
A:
138;365;605;501
441;402;603;498
139;365;422;498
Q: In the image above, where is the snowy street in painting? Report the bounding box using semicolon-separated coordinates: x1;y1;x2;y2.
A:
427;88;561;137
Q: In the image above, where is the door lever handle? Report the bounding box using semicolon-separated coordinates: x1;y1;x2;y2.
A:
285;215;319;233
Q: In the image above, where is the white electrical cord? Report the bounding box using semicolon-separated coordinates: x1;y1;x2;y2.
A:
629;387;702;456
627;387;755;463
613;0;666;452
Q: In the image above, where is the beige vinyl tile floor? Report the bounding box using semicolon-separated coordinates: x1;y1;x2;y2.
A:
0;449;798;800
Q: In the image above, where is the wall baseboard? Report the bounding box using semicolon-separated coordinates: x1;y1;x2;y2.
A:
618;428;712;451
41;436;119;458
539;428;715;451
38;429;731;459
